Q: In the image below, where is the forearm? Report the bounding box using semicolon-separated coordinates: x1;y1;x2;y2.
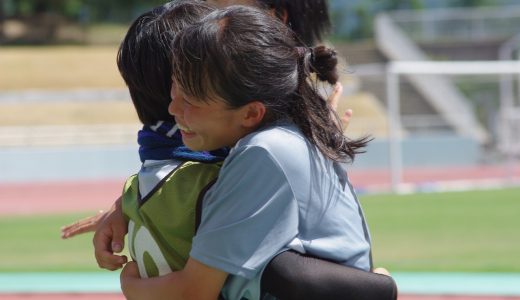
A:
262;250;397;300
122;271;188;300
107;195;122;218
120;258;226;300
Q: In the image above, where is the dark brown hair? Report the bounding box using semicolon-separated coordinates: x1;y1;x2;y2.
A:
117;0;214;125
254;0;331;46
172;5;368;162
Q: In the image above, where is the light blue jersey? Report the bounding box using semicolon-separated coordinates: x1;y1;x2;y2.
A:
190;122;372;300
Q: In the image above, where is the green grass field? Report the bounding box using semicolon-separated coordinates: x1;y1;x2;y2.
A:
0;187;519;273
364;187;520;272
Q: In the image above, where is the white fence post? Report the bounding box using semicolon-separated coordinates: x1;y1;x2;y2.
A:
386;64;403;193
386;60;520;193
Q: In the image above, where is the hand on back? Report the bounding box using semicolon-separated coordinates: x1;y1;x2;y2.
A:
61;196;129;270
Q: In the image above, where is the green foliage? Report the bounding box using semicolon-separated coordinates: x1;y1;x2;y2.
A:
5;0;81;18
2;0;167;22
455;0;490;6
63;0;83;18
85;0;166;23
329;0;508;41
335;0;425;40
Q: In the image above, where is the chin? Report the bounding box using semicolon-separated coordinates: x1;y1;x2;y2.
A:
184;142;209;152
185;144;202;151
181;139;199;151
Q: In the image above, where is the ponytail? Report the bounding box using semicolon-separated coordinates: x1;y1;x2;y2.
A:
311;46;339;84
291;45;370;162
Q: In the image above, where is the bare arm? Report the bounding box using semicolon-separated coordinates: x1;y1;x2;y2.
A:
120;258;227;300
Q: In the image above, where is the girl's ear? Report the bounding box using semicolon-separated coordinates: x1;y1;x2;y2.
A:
241;101;266;128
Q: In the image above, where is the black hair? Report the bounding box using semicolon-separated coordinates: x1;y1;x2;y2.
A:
255;0;331;46
172;5;368;162
116;0;214;125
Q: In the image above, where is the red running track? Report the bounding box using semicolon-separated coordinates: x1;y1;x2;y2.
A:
350;165;520;191
1;165;519;216
0;179;125;216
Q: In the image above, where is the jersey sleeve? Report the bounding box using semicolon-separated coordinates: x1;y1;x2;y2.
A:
190;145;299;279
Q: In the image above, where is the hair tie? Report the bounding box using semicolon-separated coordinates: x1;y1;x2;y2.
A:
308;47;315;64
296;47;315;64
295;47;316;81
295;47;307;59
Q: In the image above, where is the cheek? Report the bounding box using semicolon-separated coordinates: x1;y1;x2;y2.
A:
182;108;200;125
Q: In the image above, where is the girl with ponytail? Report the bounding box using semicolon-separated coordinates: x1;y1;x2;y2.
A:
120;5;395;300
171;7;369;162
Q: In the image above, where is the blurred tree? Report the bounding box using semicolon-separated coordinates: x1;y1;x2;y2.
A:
455;0;491;6
85;0;165;22
1;0;167;23
0;0;503;44
0;0;166;44
341;0;424;41
329;0;508;41
0;1;4;41
348;4;371;40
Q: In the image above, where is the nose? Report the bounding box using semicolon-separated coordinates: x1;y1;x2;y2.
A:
168;85;181;116
168;98;178;116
